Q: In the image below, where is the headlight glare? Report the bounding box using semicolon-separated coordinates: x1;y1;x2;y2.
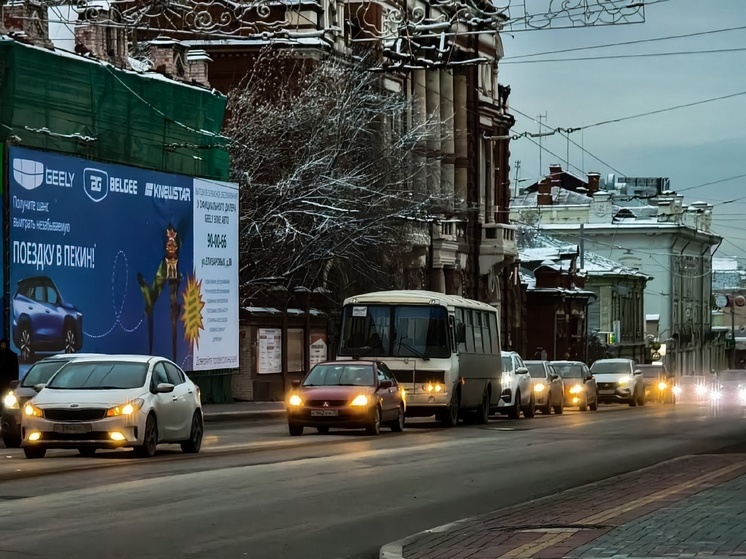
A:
106;399;144;417
350;394;369;406
534;383;545;393
288;394;303;406
618;376;631;386
3;392;19;409
711;390;722;400
695;385;707;395
569;384;583;394
24;403;42;417
672;386;682;396
658;382;668;391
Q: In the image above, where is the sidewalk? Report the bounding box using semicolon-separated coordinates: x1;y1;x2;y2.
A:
381;454;746;559
202;401;285;422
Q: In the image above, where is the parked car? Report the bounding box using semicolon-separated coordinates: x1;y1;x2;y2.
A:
524;360;565;414
636;363;675;403
590;358;645;406
551;361;598;411
1;353;101;448
21;355;203;459
12;276;83;362
286;360;405;436
711;369;746;407
497;351;534;419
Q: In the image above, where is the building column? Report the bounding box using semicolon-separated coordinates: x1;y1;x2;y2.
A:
412;70;428;196
430;268;446;294
426;70;442;197
453;72;468;210
440;71;455;207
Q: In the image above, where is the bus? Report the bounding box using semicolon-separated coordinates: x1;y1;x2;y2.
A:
336;290;503;426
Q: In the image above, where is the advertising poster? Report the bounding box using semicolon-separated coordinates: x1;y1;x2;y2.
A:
309;332;327;367
8;147;238;378
258;328;281;374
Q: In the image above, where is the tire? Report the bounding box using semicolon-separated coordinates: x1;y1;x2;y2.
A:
507;391;521;419
316;426;330;434
366;406;381;436
637;391;645;406
475;389;491;424
440;391;460;427
288;423;304;436
539;396;552;415
180;411;204;454
629;390;638;407
18;323;33;363
523;394;536;418
553;397;564;415
24;446;46;459
134;414;158;457
2;432;21;448
391;406;405;432
63;324;77;354
579;395;588;412
590;395;598;411
78;447;96;457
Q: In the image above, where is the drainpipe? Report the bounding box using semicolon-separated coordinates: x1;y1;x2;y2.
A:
676;239;691;376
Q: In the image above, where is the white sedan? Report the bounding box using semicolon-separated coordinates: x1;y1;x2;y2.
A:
21;355;203;459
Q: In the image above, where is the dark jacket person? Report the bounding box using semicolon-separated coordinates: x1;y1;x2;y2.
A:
0;338;19;395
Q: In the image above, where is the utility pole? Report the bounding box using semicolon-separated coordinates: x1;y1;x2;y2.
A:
537;112;547;177
514;160;521;198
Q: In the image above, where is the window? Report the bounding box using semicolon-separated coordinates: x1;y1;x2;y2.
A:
33;285;45;302
46;362;148;390
481;312;492;354
473;312;483;353
455;308;467;353
152;363;169;389
489;313;499;355
46;286;60;305
164;362;185;385
464;310;475;353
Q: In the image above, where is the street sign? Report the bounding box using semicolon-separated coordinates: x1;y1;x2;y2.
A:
715;294;728;309
651;351;662;361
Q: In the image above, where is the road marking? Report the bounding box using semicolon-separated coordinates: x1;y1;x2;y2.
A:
498;460;746;558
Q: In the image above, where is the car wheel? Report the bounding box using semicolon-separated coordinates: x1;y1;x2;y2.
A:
288;423;304;436
579;395;588;412
523;394;536;418
18;323;33;363
24;446;46;459
78;447;96;457
637;391;645;406
590;395;598;411
440;391;460;427
553;398;564;415
180;411;203;454
475;389;490;424
540;396;552;415
63;325;77;354
391;405;405;432
366;406;381;436
629;390;638;407
507;391;521;419
134;414;158;458
316;426;330;434
2;432;21;448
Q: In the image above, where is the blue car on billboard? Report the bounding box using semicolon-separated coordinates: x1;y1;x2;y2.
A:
12;276;83;362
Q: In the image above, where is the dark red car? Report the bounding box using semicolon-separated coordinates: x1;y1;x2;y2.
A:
286;360;406;436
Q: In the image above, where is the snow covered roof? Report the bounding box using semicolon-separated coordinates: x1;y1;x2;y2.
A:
511;186;595;208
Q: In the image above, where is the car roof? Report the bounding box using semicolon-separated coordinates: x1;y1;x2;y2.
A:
524;360;548;364
316;360;376;366
592;358;633;363
60;354;166;364
551;360;585;365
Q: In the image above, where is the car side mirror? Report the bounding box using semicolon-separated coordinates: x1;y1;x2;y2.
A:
155;382;175;394
379;380;393;390
34;383;46;393
516;367;529;375
9;380;19;390
634;370;643;376
456;323;466;344
550;374;559;381
291;379;301;389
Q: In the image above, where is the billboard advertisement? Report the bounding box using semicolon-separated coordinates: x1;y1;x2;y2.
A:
8;147;238;377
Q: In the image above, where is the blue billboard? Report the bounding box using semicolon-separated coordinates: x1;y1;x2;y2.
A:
8;147;239;378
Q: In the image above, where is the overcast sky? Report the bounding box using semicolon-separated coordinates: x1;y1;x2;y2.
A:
500;0;746;262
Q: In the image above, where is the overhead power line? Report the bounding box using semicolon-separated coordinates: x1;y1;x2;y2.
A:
502;47;746;64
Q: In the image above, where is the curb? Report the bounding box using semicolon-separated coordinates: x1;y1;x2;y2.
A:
378;454;704;559
203;410;285;423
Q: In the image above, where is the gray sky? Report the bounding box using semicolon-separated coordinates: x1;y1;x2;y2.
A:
501;0;746;262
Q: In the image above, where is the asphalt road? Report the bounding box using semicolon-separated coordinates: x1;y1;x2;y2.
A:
0;403;745;559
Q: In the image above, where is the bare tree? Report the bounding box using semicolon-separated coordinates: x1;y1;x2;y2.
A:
226;51;443;302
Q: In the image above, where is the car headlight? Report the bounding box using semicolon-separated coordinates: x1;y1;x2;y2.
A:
534;383;545;393
618;376;631;386
106;399;144;417
288;394;303;406
658;382;668;391
350;394;369;406
422;384;443;393
672;386;682;396
3;392;19;409
24;403;42;417
695;385;708;396
569;384;583;394
711;390;722;400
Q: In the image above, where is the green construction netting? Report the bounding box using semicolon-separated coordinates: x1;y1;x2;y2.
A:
0;39;229;180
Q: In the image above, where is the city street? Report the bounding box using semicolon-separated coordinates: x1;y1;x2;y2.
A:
0;404;745;559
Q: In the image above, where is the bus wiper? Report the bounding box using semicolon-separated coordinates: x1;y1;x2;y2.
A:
395;340;430;361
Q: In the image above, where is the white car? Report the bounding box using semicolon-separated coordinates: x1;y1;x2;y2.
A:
590;358;645;407
21;355;203;459
497;351;534;418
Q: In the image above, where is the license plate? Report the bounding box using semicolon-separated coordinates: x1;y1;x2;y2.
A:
599;390;615;395
53;423;92;434
311;410;338;417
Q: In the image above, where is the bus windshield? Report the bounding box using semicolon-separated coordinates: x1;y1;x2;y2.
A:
339;304;450;359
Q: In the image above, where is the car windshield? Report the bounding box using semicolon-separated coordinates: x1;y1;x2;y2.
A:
525;362;546;377
303;364;375;387
636;366;665;378
553;363;583;378
46;362;148;390
718;370;746;382
21;360;71;387
338;304;450;359
590;361;631;374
